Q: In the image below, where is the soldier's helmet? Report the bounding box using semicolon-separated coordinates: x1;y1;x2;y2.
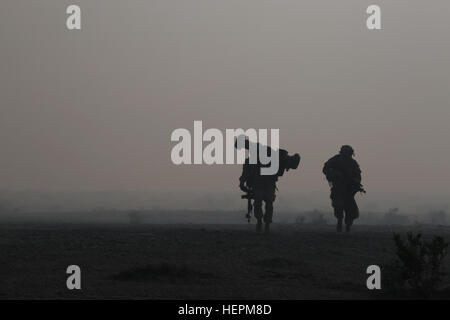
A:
340;145;354;157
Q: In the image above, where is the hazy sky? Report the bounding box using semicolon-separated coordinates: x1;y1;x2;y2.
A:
0;1;449;210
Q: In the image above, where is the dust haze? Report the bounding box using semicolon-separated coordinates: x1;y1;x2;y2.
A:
1;1;449;221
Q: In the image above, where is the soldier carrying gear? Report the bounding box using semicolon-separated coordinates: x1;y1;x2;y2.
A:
237;139;300;234
322;145;365;233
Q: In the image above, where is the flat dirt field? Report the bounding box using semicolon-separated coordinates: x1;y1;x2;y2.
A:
1;223;449;299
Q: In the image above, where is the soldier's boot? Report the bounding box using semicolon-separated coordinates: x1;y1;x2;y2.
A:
345;219;353;233
345;224;351;233
336;218;343;232
264;201;273;235
256;220;263;233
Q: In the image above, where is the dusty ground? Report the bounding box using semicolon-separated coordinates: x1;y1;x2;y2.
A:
1;223;449;299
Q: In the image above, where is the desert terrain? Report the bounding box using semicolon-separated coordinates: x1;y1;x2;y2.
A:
1;221;449;299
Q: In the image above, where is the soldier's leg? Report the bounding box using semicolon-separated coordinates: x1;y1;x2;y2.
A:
344;196;359;232
334;206;344;220
331;190;344;232
263;199;273;234
344;212;352;232
335;208;344;232
331;198;344;232
253;188;264;233
262;184;276;234
264;200;273;224
344;207;353;229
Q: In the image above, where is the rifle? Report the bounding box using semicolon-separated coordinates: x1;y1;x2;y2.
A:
358;185;366;194
355;183;366;195
241;191;254;223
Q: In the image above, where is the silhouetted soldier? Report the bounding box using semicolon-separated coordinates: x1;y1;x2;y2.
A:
323;145;365;233
239;157;277;234
237;139;300;234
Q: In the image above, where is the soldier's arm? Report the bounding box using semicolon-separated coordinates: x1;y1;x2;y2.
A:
356;171;361;184
322;161;329;175
323;156;341;182
322;157;335;176
240;161;249;181
353;160;362;184
239;161;250;191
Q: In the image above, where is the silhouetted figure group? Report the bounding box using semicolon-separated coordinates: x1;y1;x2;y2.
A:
238;143;364;234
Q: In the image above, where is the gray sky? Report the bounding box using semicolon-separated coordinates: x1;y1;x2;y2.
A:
0;1;449;211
